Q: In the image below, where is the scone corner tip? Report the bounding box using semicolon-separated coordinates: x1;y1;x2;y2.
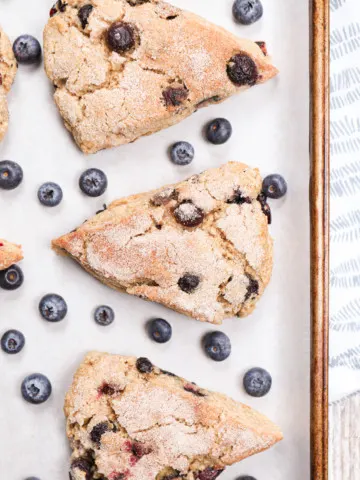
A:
0;239;23;271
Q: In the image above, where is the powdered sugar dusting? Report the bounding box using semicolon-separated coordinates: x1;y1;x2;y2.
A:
217;203;267;271
188;48;212;81
174;202;203;225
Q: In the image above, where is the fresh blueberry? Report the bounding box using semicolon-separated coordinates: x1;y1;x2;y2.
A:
94;305;114;326
170;142;195;165
262;174;287;199
203;331;231;362
1;329;25;354
78;4;94;29
49;0;68;16
148;318;172;343
21;373;52;404
37;182;63;207
243;367;272;397
90;422;109;445
174;202;204;227
233;0;263;25
79;168;108;197
70;459;93;479
126;0;150;5
163;87;188;107
227;54;258;86
39;294;67;322
25;477;41;480
236;477;257;480
178;274;200;293
136;357;153;373
13;35;42;64
0;265;24;290
0;160;23;190
205;118;232;145
196;467;224;479
257;193;272;224
107;22;136;52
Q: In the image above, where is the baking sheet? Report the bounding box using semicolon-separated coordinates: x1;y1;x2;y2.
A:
0;0;310;478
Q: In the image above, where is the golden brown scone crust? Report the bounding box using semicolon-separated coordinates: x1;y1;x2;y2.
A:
0;27;17;141
53;162;273;324
0;239;23;270
65;352;283;480
44;0;278;154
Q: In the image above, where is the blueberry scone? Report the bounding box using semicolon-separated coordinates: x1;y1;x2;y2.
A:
53;162;273;324
44;0;278;154
0;27;17;141
0;239;23;270
66;352;283;480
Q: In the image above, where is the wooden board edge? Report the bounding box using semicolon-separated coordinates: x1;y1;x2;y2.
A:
310;0;330;479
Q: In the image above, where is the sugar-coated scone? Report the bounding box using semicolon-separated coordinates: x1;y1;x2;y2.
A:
65;352;283;480
43;0;278;154
0;239;23;270
0;27;17;141
52;162;273;324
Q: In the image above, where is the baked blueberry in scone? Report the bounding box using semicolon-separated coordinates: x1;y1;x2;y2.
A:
52;162;273;324
0;27;17;141
0;239;23;271
43;0;278;154
65;352;283;480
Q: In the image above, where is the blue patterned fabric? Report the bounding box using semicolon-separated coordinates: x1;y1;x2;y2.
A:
330;0;360;400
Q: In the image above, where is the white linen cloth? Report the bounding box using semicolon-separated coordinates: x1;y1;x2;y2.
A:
329;2;360;477
330;0;360;402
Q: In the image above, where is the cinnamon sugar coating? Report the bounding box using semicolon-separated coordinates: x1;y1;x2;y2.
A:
43;0;278;154
0;27;17;141
65;352;283;480
53;162;273;324
0;239;23;270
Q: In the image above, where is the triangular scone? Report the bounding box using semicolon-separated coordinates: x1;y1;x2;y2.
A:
0;27;17;141
0;239;23;271
53;162;273;324
44;0;278;154
66;352;283;480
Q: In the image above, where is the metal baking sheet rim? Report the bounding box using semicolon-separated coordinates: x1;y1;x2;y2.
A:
310;0;330;479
